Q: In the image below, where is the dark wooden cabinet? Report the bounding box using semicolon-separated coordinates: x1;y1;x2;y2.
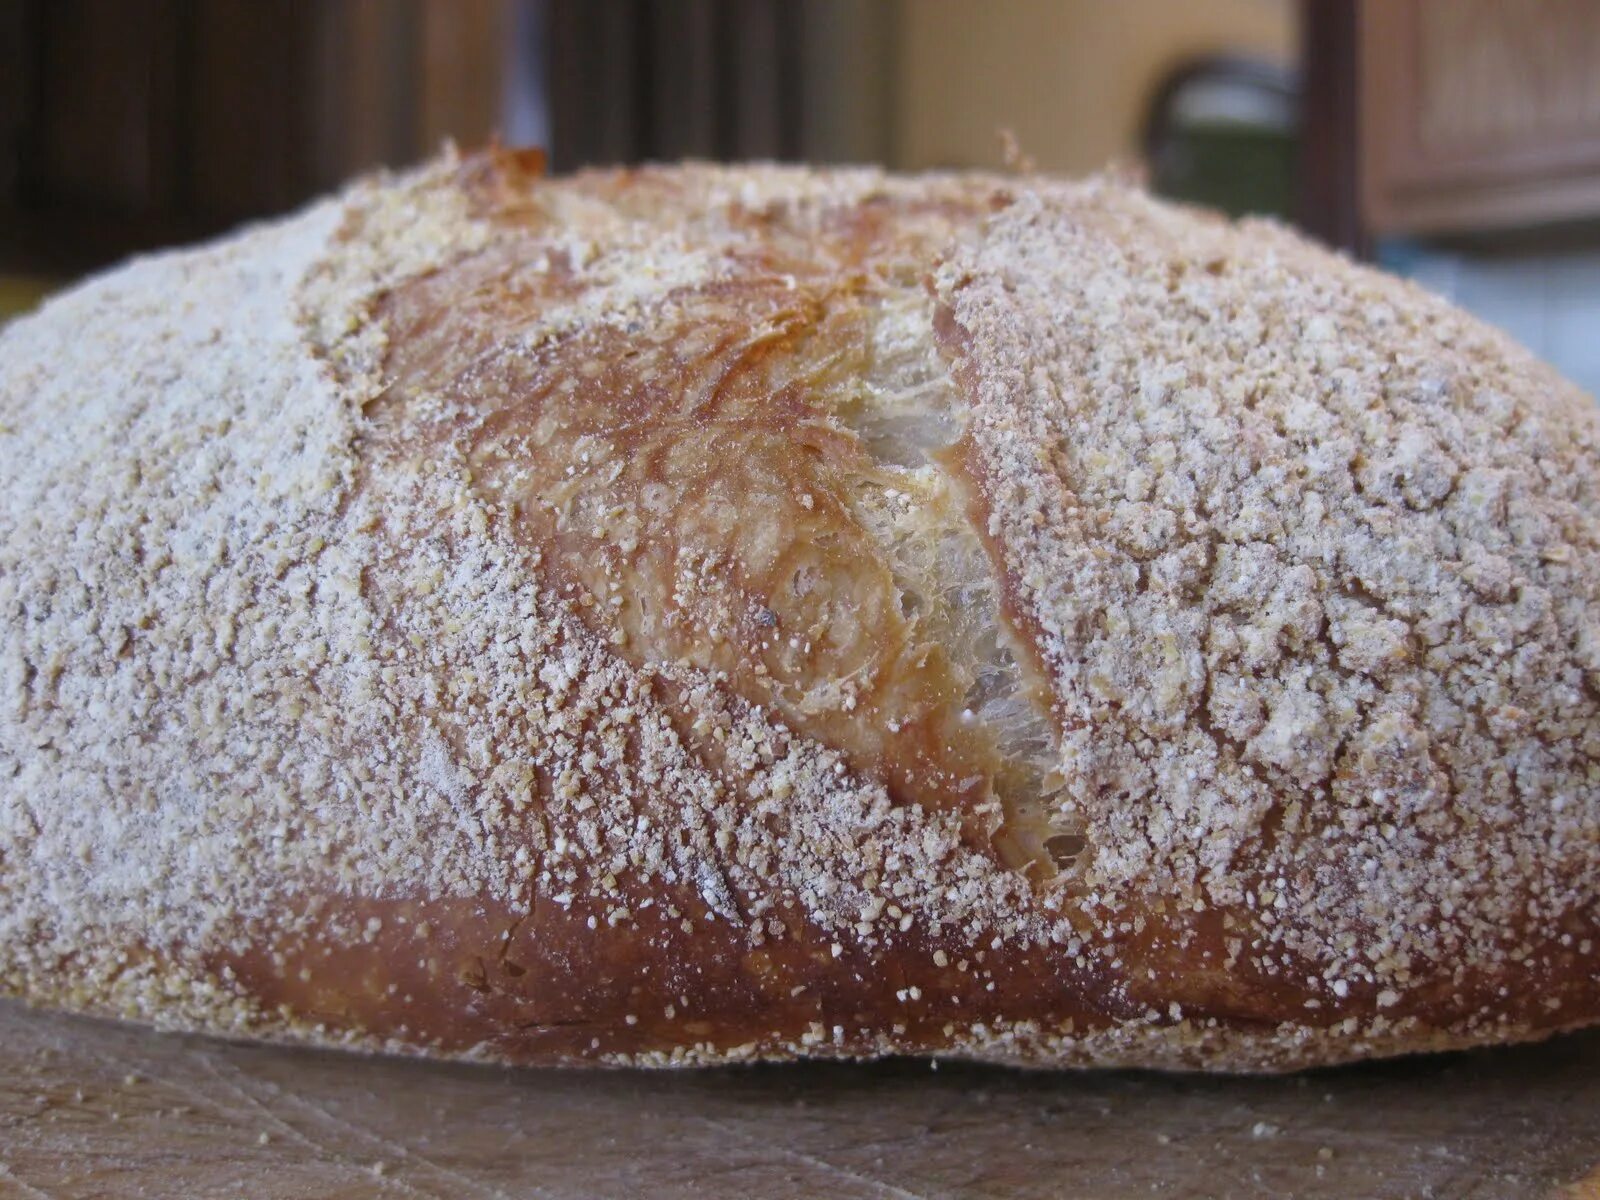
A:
1;0;506;276
1360;0;1600;234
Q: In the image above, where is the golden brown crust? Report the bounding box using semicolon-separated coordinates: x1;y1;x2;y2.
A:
1;148;1596;1071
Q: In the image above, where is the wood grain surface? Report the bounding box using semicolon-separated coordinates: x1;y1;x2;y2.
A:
0;1000;1596;1199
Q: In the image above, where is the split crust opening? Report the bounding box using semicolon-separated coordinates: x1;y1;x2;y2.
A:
371;168;1081;884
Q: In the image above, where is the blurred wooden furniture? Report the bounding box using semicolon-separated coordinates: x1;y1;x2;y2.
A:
1298;0;1367;254
1;0;507;276
1;0;893;278
1359;0;1600;234
541;0;891;172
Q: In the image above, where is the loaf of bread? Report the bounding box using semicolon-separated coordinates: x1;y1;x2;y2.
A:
1;147;1596;1071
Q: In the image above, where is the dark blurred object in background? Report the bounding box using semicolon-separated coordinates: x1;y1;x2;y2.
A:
1143;55;1298;221
542;0;891;171
0;0;893;280
1;0;507;277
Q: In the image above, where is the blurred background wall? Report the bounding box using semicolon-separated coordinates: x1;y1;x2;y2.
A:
893;0;1293;174
1;0;1597;396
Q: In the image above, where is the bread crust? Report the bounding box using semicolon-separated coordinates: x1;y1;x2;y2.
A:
1;148;1596;1071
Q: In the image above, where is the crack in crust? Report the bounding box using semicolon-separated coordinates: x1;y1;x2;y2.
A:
372;163;1071;877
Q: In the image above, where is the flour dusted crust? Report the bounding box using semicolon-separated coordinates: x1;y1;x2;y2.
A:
1;148;1597;1072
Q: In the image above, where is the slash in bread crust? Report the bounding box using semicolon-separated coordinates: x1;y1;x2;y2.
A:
2;147;1597;1070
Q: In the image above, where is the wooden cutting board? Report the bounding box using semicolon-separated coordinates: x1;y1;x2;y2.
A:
1;1000;1597;1200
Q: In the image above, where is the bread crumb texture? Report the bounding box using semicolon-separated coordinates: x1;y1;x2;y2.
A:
1;149;1596;1071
